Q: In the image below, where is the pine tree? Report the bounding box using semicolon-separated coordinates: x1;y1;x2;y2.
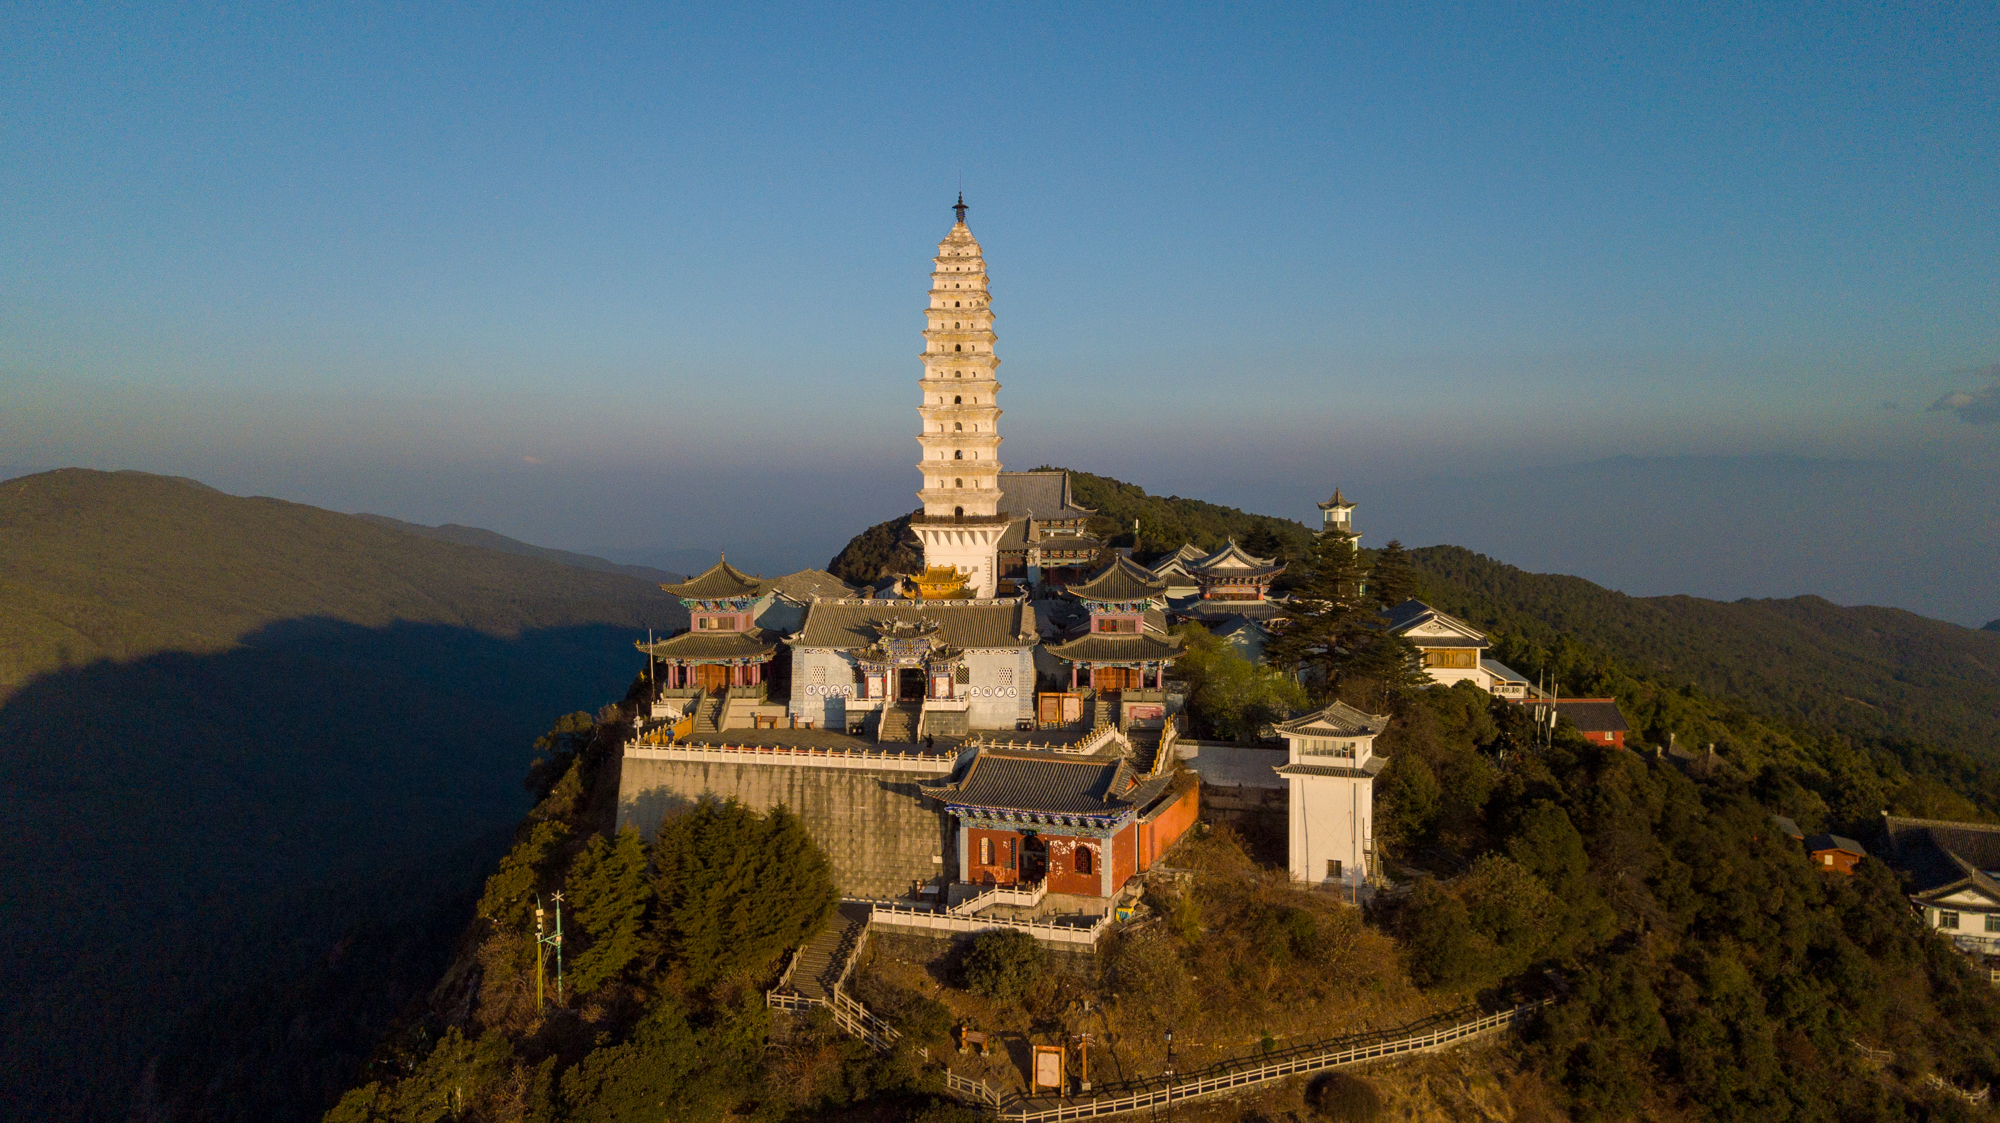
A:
1368;539;1419;609
1268;529;1375;697
566;827;654;995
650;799;836;990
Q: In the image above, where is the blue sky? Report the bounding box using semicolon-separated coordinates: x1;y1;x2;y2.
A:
4;2;1997;620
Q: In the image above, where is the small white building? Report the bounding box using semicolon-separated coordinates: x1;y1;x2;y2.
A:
1271;701;1389;893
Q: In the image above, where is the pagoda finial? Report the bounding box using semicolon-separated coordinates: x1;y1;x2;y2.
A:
954;192;967;223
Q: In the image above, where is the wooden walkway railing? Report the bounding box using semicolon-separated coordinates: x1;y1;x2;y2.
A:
980;1002;1545;1121
767;916;1545;1120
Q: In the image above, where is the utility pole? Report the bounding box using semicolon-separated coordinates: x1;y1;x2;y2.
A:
534;891;566;1014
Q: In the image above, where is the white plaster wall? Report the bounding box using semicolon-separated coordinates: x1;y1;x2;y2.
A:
1289;774;1373;888
959;648;1035;728
792;647;860;727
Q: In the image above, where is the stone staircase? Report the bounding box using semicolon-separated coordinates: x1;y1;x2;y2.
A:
1127;728;1164;773
877;702;920;743
788;902;871;1002
919;708;968;740
693;692;723;735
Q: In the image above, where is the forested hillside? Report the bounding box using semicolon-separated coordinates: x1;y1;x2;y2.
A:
825;468;1317;587
1406;545;2000;774
0;470;684;1122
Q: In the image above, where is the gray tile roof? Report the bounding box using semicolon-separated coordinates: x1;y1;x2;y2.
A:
1771;815;1805;840
1885;817;2000;896
661;558;767;599
997;470;1094;520
922;749;1170;816
1273;757;1388;779
1271;700;1390;737
764;569;855;602
787;599;1038;649
1045;632;1182;663
1547;699;1629;734
1806;834;1867;857
637;629;778;660
1069;555;1168;603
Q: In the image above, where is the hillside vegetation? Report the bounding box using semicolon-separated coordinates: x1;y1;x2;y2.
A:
1406;545;2000;775
0;469;683;1123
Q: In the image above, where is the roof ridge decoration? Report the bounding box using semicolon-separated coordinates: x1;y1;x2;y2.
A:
1068;554;1168;604
1271;699;1391;737
660;556;768;600
1195;538;1277;570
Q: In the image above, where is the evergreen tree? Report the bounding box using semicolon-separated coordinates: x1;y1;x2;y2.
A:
1367;539;1418;609
1267;529;1376;697
566;827;654;995
651;799;836;990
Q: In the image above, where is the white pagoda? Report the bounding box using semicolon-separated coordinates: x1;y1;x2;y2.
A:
912;195;1008;598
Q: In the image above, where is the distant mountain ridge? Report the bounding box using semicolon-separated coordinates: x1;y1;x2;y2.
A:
355;514;684;585
0;468;684;1122
1407;545;2000;766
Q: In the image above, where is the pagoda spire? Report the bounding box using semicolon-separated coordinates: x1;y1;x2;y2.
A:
911;201;1006;597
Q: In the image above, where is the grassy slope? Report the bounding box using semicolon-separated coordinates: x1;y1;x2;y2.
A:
1408;544;2000;766
0;469;683;1123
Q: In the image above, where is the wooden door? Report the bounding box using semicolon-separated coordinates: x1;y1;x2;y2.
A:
693;664;729;691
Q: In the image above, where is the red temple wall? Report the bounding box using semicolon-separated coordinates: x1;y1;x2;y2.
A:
1043;835;1104;896
1138;785;1200;870
967;827;1022;886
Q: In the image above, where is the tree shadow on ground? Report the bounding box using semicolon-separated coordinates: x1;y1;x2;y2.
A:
0;617;646;1123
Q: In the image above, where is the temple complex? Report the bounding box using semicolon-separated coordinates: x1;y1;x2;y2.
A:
613;197;1402;922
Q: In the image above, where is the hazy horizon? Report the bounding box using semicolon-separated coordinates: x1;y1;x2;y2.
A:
4;4;1995;624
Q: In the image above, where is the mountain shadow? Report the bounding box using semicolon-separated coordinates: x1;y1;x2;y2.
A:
0;617;648;1123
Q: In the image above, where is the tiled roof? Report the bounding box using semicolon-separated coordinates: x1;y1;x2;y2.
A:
1194;539;1281;576
922;749;1167;816
1318;487;1353;510
1069;555;1168;603
1045;632;1182;663
1547;699;1629;734
788;599;1038;649
1381;599;1488;645
1175;600;1284;623
1274;756;1388;780
764;569;855;602
996;470;1095;520
1271;700;1390;737
1885;817;2000;896
1886;817;2000;872
1771;815;1805;840
662;557;766;599
1481;658;1530;685
1805;834;1867;857
1032;532;1107;555
637;629;778;660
